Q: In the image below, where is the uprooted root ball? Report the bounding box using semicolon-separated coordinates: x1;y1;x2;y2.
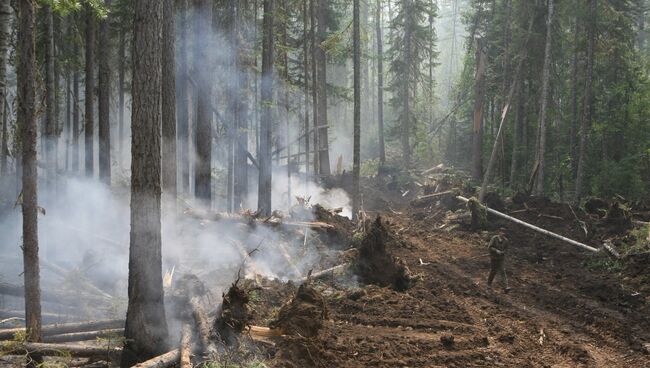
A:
355;216;413;291
270;283;328;338
212;282;252;346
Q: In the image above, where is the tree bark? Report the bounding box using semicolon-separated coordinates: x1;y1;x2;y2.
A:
162;0;177;204
310;0;319;173
352;0;361;220
302;0;310;175
376;0;385;165
0;0;9;175
472;38;487;181
570;15;579;178
574;0;596;203
44;5;56;190
177;0;190;194
73;19;81;173
315;0;330;175
233;1;249;211
122;0;169;365
193;0;213;204
533;0;554;196
118;27;125;170
98;0;111;185
17;0;42;347
85;5;95;177
258;0;274;216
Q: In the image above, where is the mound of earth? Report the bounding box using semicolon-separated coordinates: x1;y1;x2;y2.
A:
356;217;413;291
212;282;252;346
312;204;355;248
270;282;327;338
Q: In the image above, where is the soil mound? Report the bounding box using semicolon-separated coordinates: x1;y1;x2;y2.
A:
270;283;327;338
313;204;355;247
212;282;252;346
356;217;413;291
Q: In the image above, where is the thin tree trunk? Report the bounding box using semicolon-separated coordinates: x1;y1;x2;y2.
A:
18;0;42;350
121;0;169;365
258;0;274;216
84;5;95;177
65;72;71;172
315;0;330;175
310;0;319;174
162;0;177;204
98;0;111;185
73;33;80;173
0;0;8;176
302;0;310;174
509;77;523;187
118;28;125;170
472;38;487;181
177;0;190;193
44;5;56;190
570;15;579;177
376;0;385;165
1;94;7;175
533;0;554;196
574;0;596;203
233;1;249;211
193;0;213;204
352;0;361;220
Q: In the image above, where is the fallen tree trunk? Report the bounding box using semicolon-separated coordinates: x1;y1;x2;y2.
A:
410;190;455;206
248;325;283;338
189;297;212;352
296;263;350;283
180;324;192;368
183;209;334;230
456;196;600;253
132;349;179;368
43;328;124;343
0;342;122;360
0;319;124;340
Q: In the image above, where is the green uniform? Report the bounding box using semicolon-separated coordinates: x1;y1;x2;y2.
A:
487;234;510;290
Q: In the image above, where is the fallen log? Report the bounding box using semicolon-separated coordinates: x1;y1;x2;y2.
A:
296;263;350;284
132;349;179;368
183;209;334;230
248;325;283;338
0;282;110;307
189;297;212;352
0;341;122;360
180;324;192;368
0;319;124;340
456;196;600;253
410;190;455;206
43;329;124;343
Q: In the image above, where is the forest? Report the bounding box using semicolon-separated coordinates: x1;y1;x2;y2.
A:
0;0;649;367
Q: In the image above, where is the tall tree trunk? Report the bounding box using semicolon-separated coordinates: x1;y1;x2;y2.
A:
118;28;125;170
1;95;7;175
402;0;413;166
315;0;330;175
177;0;189;193
570;15;579;177
193;0;213;204
121;0;169;365
574;0;596;203
233;1;249;211
376;0;385;165
352;0;361;220
44;5;56;190
162;0;177;203
509;77;523;187
302;0;310;174
472;38;487;181
258;0;274;216
18;0;42;349
98;0;111;185
0;0;8;176
84;5;95;177
65;71;71;171
310;0;319;173
73;34;80;173
533;0;554;196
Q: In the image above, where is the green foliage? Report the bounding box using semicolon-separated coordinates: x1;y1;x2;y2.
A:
38;0;109;17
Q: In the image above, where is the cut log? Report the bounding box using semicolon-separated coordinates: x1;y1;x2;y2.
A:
43;329;124;343
410;190;455;206
0;342;122;360
0;319;124;340
296;263;350;283
248;325;283;338
132;349;179;368
456;196;600;253
189;297;212;352
179;324;192;368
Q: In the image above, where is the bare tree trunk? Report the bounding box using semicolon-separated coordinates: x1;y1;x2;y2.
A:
509;77;523;187
73;32;80;173
570;15;579;178
310;0;319;174
98;0;111;185
193;0;213;204
44;5;56;190
302;0;310;174
376;0;385;165
18;0;42;349
85;5;95;177
258;0;274;216
122;0;169;365
533;0;554;196
0;0;10;176
574;0;596;203
177;0;189;194
472;39;487;181
352;0;361;220
162;0;177;204
233;1;249;211
315;0;330;175
118;28;125;170
402;0;413;166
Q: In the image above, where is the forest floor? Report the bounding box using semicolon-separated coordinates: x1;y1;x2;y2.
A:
258;176;650;368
